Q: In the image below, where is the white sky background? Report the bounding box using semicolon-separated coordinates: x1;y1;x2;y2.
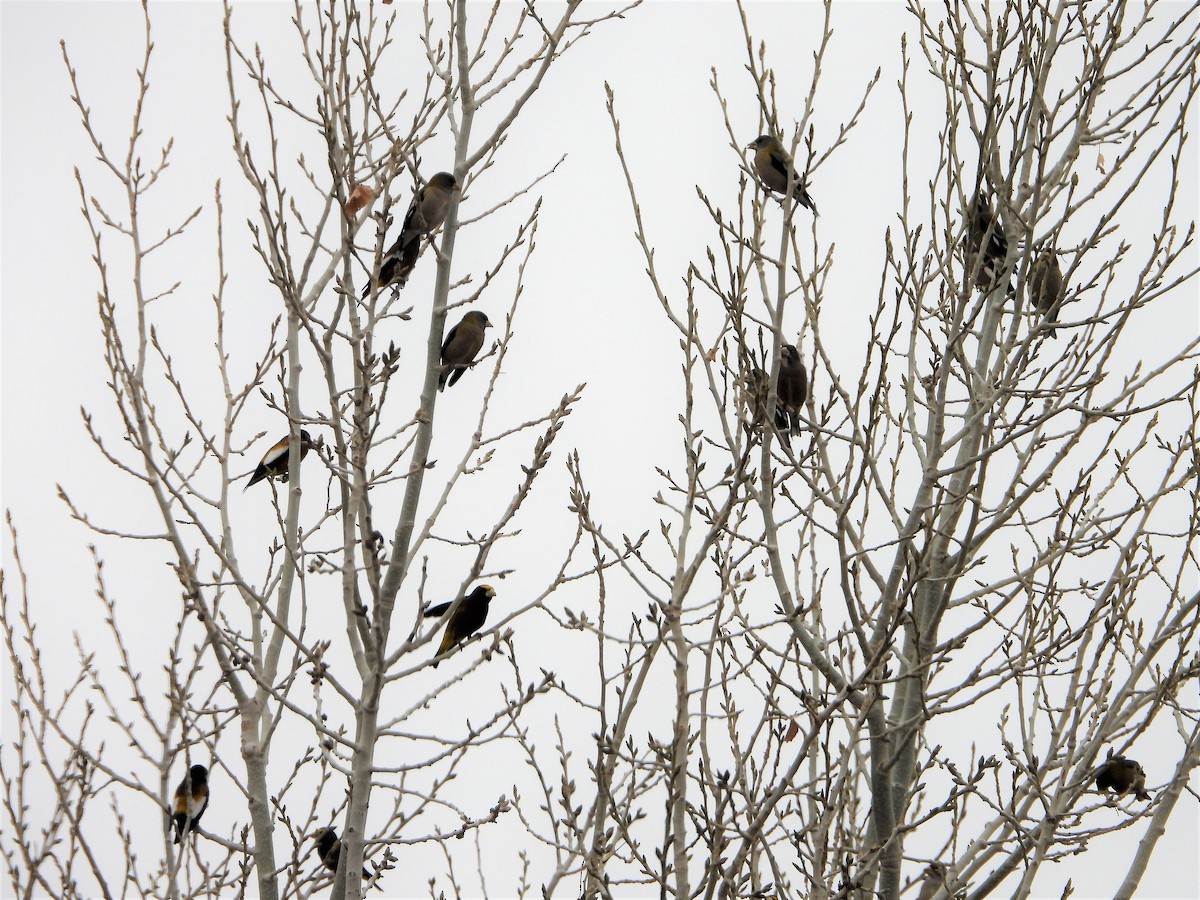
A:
2;1;1199;898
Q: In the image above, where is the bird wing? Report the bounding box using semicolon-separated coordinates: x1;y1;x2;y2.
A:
441;322;461;357
258;438;290;470
424;601;453;618
767;150;795;185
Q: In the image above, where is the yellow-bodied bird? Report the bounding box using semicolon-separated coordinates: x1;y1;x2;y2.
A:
747;135;817;214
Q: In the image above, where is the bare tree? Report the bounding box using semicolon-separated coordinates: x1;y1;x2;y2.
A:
542;2;1200;899
3;2;1198;900
3;1;630;898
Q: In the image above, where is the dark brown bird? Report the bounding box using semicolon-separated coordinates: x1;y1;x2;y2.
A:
964;196;1009;292
245;430;315;490
424;584;496;667
313;827;377;887
171;764;209;844
1095;755;1151;801
439;311;491;391
747;135;817;214
364;172;458;295
1029;249;1064;338
775;344;808;449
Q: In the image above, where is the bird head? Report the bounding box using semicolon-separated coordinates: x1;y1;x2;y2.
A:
430;172;458;191
312;827;335;842
189;764;209;782
747;135;778;151
480;585;496;600
782;344;800;364
299;429;314;447
465;311;492;329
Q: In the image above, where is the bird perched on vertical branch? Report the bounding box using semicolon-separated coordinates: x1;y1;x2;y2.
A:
916;862;951;900
775;344;809;450
964;195;1009;292
1029;249;1064;338
439;311;492;391
313;827;378;887
747;135;818;215
363;172;459;295
171;763;210;844
1094;755;1151;801
245;430;315;490
424;585;497;667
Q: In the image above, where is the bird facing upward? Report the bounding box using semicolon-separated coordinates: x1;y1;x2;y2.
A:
439;311;492;391
171;763;209;844
1029;249;1064;338
424;584;497;666
364;172;459;295
747;135;817;215
245;430;315;490
1094;755;1151;801
313;827;376;886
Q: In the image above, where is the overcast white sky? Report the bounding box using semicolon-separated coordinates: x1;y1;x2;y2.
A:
2;1;1198;898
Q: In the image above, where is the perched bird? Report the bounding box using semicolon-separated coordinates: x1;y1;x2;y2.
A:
439;311;492;391
1094;755;1151;801
171;764;210;844
916;862;950;900
313;827;375;886
747;135;817;215
774;344;809;450
1029;249;1064;338
964;196;1009;292
364;172;459;295
424;584;497;667
742;365;771;431
245;430;315;490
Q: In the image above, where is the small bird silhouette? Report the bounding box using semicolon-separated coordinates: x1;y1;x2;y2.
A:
439;311;492;391
1029;249;1064;338
364;172;458;295
747;135;817;214
245;430;315;490
1094;755;1151;801
313;826;378;887
424;585;496;667
774;345;808;451
171;763;209;844
964;196;1009;292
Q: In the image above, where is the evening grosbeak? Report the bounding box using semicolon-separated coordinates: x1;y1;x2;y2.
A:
1029;248;1064;338
747;135;817;214
245;430;315;490
364;172;458;295
1094;755;1151;802
424;584;496;667
171;764;209;844
964;195;1009;292
439;311;492;391
312;826;378;887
